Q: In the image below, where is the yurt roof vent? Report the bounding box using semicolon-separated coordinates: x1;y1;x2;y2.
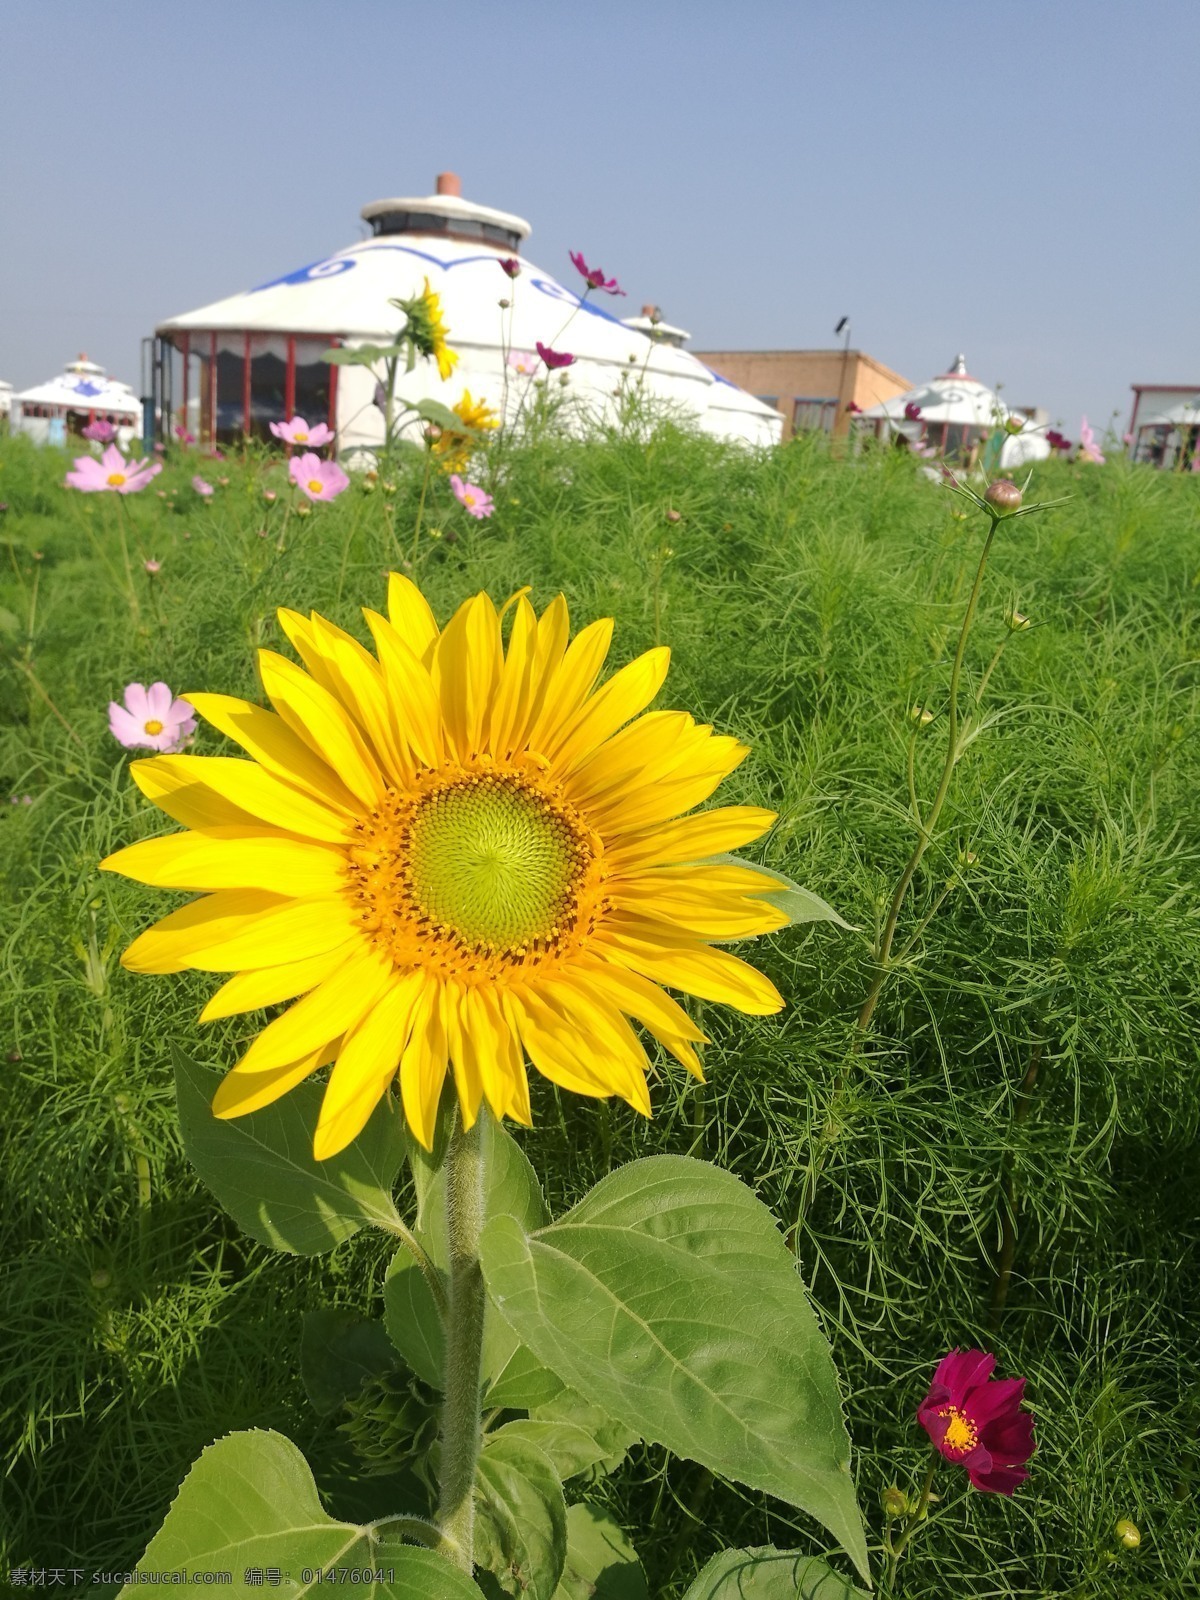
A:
622;303;692;348
361;171;531;250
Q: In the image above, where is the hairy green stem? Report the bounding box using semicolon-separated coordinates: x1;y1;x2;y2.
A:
856;513;1000;1036
436;1110;487;1574
883;1454;938;1592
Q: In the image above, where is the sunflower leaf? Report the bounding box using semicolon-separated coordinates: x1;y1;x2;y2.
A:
383;1248;445;1389
479;1155;869;1584
172;1048;408;1255
474;1432;567;1600
552;1503;648;1599
679;1547;870;1599
300;1309;400;1416
118;1428;480;1598
714;854;856;930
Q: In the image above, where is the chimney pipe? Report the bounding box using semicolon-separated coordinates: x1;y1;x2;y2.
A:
435;171;462;197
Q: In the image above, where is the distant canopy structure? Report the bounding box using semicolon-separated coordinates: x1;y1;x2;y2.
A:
149;172;782;454
1129;395;1200;470
860;354;1049;468
10;356;141;446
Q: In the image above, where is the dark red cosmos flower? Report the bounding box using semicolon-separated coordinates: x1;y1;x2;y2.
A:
917;1349;1034;1495
536;341;575;370
569;251;626;296
904;401;923;422
847;401;863;415
498;258;522;279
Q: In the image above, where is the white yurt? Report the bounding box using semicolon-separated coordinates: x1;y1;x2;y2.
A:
861;354;1050;469
0;380;13;422
152;173;782;456
1130;397;1200;469
11;356;141;446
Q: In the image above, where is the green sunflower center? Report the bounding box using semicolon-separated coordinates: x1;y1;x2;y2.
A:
405;775;590;953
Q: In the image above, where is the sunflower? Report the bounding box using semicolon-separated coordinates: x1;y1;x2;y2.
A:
102;579;786;1159
432;391;500;476
389;278;459;382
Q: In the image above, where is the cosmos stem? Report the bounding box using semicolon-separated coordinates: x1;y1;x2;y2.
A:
435;1108;488;1573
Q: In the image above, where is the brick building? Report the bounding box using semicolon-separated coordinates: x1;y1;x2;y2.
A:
689;347;910;440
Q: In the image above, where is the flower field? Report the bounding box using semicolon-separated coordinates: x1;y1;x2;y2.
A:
1;422;1198;1596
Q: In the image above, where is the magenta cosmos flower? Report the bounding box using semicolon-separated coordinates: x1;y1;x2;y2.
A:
109;682;197;753
65;444;162;495
498;257;522;279
536;341;575;370
288;452;349;502
904;401;923;422
917;1349;1034;1495
82;419;117;443
449;474;494;519
271;415;335;448
569;251;626;296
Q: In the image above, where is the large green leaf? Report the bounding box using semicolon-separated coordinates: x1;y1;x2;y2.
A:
530;1390;638;1477
383;1248;445;1389
119;1429;481;1598
479;1156;868;1582
553;1504;647;1599
173;1049;407;1254
301;1309;399;1416
680;1547;870;1599
715;855;855;931
485;1419;609;1483
474;1432;566;1600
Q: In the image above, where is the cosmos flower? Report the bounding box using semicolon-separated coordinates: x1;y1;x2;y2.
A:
1077;416;1105;465
391;278;459;382
508;350;540;376
270;416;335;448
64;445;162;494
82;420;117;443
175;426;196;445
101;578;787;1158
432;391;500;476
569;252;626;296
498;258;522;279
846;401;863;415
904;401;923;422
108;682;197;754
917;1349;1034;1495
144;558;162;575
449;475;494;519
536;342;575;371
289;453;350;503
192;475;214;497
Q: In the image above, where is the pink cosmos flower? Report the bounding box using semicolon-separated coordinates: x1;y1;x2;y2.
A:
917;1349;1034;1495
82;420;117;443
108;682;197;754
192;475;214;497
569;251;626;296
143;558;162;574
536;342;575;370
288;452;349;502
64;444;162;495
270;415;335;448
508;349;540;376
1078;416;1105;465
449;474;495;519
174;425;195;445
498;257;522;279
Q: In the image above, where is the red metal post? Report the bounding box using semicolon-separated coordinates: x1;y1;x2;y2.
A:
285;335;295;421
180;332;190;435
243;332;251;437
209;331;217;443
327;339;339;448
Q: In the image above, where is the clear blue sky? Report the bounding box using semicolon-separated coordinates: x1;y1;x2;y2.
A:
1;1;1194;436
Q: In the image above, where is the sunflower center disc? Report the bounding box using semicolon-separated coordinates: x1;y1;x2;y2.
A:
406;776;590;953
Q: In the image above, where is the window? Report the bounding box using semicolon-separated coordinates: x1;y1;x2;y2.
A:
792;397;837;433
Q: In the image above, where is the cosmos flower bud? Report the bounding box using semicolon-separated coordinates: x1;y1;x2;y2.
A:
910;705;935;726
1005;609;1031;631
984;479;1022;514
881;1486;908;1519
666;509;682;523
498;298;511;309
1115;1519;1140;1549
1003;416;1025;435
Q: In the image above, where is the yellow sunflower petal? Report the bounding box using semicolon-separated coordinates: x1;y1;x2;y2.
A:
132;756;352;843
526;617;613;753
442;981;485;1131
276;608;344;700
611;897;790;940
547;646;671;773
364;610;445;768
258;650;384;809
234;945;395;1075
434;593;502;759
308;613;411;783
122;893;358;974
399;979;449;1151
212;1037;341;1118
571;960;708;1046
388;573;440;661
312;973;425;1159
479;986;532;1124
506;987;611;1100
121;891;285;974
184;692;363;814
505;594;569;752
588;742;749;834
607;806;777;870
535;978;653;1115
599;929;785;1015
563;711;702;807
198;943;357;1021
489;595;538;760
101;831;347;896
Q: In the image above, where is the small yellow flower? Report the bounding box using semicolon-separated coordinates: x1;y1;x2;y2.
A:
432;391;500;476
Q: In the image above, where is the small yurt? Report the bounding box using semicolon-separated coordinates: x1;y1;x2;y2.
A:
861;354;1049;469
0;380;13;423
11;356;141;446
1130;397;1200;469
151;173;782;455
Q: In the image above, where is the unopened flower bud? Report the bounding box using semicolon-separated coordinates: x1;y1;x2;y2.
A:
498;298;510;309
1005;609;1031;631
264;490;277;503
559;372;570;386
1004;416;1025;435
958;849;978;867
362;480;377;494
382;481;397;496
666;508;682;524
910;705;935;726
984;479;1022;514
882;1486;908;1519
295;502;311;517
1115;1519;1140;1549
90;1268;113;1290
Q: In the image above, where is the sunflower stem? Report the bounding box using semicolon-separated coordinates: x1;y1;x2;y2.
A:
435;1108;487;1575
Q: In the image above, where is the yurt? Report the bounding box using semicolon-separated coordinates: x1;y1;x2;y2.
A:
11;356;141;446
1129;396;1200;469
861;354;1050;469
0;380;13;423
151;173;782;456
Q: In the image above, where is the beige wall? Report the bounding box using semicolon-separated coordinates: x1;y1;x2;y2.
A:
692;349;910;438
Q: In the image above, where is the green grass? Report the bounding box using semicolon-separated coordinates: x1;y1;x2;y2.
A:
2;424;1198;1596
